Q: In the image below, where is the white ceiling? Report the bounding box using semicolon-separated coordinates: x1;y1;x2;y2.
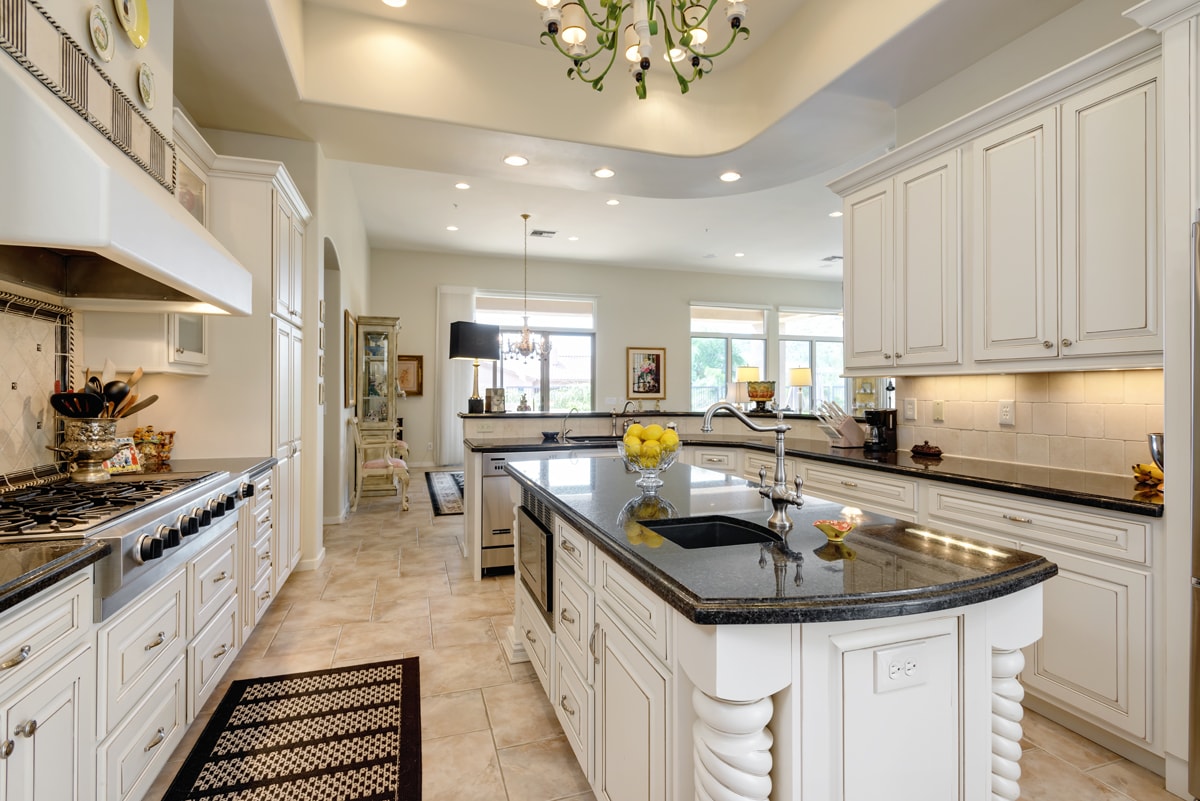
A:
172;0;1087;281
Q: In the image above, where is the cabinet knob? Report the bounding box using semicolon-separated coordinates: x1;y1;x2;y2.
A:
0;740;11;759
893;353;902;360
13;720;36;738
1042;340;1053;349
1061;338;1073;348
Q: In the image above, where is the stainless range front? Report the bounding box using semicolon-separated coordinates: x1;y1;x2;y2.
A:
0;471;253;619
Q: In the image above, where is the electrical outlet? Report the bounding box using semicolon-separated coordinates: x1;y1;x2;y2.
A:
932;400;945;423
903;398;917;421
426;442;434;451
998;399;1015;427
875;642;927;693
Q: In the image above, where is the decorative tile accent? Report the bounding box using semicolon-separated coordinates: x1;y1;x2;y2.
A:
0;0;174;191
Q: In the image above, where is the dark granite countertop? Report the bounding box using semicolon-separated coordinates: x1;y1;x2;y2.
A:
506;457;1057;625
0;540;110;613
466;433;1162;518
140;456;277;479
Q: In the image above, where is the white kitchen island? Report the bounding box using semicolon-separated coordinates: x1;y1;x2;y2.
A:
505;456;1054;801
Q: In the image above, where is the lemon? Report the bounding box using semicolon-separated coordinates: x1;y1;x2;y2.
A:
659;429;679;450
640;440;662;467
643;531;665;548
624;437;643;458
625;423;645;440
642;424;664;441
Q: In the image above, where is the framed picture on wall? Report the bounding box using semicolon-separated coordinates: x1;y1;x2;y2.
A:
396;355;423;396
627;347;665;400
344;311;357;408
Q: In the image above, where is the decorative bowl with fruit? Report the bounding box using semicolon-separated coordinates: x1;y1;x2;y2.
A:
617;494;677;547
619;422;681;493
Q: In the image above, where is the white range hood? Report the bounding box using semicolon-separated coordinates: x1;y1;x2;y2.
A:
0;62;252;316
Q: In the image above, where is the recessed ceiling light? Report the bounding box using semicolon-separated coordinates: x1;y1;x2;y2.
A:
829;210;843;218
593;167;615;178
568;236;579;241
734;252;745;258
719;171;741;182
382;0;407;7
606;199;620;206
504;155;529;167
454;182;470;190
446;226;459;232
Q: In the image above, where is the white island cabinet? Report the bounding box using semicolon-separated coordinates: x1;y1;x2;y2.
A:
508;459;1052;801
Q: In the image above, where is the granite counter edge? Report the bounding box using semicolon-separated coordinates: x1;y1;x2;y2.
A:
0;541;110;613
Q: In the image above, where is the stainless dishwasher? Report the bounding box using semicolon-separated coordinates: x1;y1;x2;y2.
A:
480;452;523;575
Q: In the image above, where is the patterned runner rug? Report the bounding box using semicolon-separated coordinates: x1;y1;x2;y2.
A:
425;471;464;516
162;657;421;801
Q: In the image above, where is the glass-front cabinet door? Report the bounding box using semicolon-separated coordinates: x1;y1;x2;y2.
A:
356;316;401;436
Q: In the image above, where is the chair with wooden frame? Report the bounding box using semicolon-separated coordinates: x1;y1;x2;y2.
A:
350;417;410;512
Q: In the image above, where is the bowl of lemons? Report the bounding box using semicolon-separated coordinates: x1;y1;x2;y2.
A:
619;422;682;493
617;494;677;547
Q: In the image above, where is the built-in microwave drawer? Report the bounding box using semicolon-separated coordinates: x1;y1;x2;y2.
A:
517;506;553;619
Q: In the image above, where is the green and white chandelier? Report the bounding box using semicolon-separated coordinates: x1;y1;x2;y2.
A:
534;1;750;99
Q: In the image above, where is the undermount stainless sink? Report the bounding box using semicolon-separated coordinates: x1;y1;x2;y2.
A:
641;515;780;549
565;435;625;443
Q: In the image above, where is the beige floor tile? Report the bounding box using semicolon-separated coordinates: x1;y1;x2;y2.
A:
484;680;563;748
373;596;431;622
377;573;452;601
278;596;374;628
429;592;514;623
1088;759;1181;800
433;617;498;648
507;657;538;683
422;689;491;740
263;624;340;659
1017;749;1133;800
498;735;592;801
321;573;379;599
422;729;508;801
226;650;336;680
415;642;517;696
1022;709;1121;770
336;619;432;660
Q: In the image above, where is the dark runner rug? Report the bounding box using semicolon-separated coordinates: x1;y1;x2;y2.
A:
425;470;464;516
162;657;421;801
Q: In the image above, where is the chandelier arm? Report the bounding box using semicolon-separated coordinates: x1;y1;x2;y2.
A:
539;31;613;65
574;0;624;35
692;26;749;59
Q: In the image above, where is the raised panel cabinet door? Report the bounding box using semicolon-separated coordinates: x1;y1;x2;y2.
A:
842;180;894;370
272;457;293;590
972;108;1059;361
288;447;303;571
289;218;305;326
273;194;295;323
290;327;303;444
594;605;668;801
1020;543;1150;740
272;318;293;462
1060;61;1161;357
893;150;961;367
1;645;94;801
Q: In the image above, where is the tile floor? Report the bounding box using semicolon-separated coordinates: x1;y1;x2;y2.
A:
148;468;1183;801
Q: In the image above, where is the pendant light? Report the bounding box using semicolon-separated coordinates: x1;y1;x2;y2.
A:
506;213;550;361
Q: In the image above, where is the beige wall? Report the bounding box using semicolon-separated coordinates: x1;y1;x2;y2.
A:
896;370;1163;475
368;249;843;466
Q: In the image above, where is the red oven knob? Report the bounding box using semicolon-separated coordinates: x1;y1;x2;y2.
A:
134;534;164;564
156;525;181;549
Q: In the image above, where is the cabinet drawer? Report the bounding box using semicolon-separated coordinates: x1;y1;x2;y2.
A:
555;566;594;682
596;552;670;664
692;448;738;473
253;531;273;583
99;655;187;801
517;584;553;696
555;651;594;779
252;471;273;512
190;525;238;635
251;571;274;625
800;462;917;519
555;519;591;580
0;571;90;697
743;451;796;484
255;499;273;540
925;486;1149;563
190;598;239;719
98;568;187;736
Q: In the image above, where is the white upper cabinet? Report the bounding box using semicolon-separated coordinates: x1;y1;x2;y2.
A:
273;195;305;328
1059;61;1161;358
972;108;1059;362
843;151;960;372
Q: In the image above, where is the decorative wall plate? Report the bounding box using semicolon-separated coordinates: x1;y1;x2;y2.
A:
137;62;155;109
114;0;149;48
88;6;114;63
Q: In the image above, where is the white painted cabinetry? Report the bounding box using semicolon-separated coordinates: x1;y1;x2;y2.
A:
797;459;918;522
273;193;305;328
240;469;275;643
82;312;211;375
0;573;94;801
843;151;961;372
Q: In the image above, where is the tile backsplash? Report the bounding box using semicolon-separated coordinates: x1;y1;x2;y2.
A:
0;313;57;475
895;371;1163;476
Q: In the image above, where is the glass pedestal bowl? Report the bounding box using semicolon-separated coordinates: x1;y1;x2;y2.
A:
618;440;680;494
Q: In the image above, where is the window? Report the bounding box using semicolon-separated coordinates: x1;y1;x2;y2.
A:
475;295;596;412
779;310;846;412
690;305;767;410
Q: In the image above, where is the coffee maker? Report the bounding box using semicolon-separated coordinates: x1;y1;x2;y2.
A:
863;409;898;452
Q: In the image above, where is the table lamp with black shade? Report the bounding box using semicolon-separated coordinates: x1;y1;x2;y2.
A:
449;321;500;414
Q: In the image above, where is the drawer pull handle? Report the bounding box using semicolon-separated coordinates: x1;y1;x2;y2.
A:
145;631;166;651
144;727;166;752
0;740;11;759
1003;514;1033;524
589;622;600;665
559;695;576;717
560;609;576;625
260;552;272;561
259;591;271;602
213;571;229;583
840;481;859;488
705;457;723;463
0;645;31;670
560;540;579;556
13;720;36;738
213;644;230;659
524;628;537;645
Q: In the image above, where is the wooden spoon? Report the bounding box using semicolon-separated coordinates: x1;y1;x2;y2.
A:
113;392;138;418
126;367;144;388
118;394;157;418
